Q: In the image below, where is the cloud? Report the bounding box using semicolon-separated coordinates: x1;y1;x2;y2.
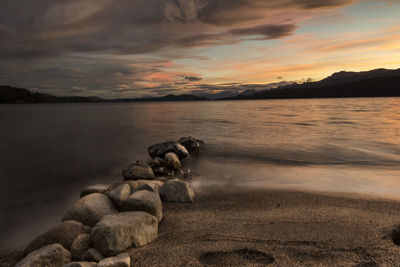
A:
184;76;203;81
0;0;370;97
230;24;297;39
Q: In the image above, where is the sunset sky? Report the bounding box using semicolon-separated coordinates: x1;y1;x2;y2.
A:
1;0;400;98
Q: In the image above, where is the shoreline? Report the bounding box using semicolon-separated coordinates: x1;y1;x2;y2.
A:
3;187;400;266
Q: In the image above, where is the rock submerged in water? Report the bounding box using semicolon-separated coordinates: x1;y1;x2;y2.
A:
91;211;158;257
16;243;71;267
119;190;163;222
98;253;131;267
148;141;189;160
62;193;118;227
159;179;195;203
122;160;155;180
24;220;88;255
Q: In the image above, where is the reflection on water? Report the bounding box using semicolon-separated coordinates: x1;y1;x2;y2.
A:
1;97;400;248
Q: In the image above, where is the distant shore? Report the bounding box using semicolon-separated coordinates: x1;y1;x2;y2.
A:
3;188;400;266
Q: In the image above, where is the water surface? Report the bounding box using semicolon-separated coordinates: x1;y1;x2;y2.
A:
1;97;400;248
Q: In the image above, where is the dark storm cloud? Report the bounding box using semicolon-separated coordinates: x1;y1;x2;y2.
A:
0;0;359;97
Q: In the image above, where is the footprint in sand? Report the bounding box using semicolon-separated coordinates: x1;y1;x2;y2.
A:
199;248;275;266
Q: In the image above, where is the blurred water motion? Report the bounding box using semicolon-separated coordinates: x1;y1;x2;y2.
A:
1;97;400;248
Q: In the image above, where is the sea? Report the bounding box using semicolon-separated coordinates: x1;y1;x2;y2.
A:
1;97;400;249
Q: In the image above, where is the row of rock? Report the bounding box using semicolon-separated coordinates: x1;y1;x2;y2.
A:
16;136;204;267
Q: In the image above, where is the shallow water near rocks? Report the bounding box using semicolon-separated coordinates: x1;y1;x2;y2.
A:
1;97;400;249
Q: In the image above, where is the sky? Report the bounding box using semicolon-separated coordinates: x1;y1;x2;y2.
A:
0;0;400;98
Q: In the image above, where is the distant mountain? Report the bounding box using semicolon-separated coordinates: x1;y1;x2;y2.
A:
224;68;400;100
113;94;208;102
0;85;105;103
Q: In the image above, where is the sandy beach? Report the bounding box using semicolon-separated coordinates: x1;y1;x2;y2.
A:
125;188;400;266
3;188;400;266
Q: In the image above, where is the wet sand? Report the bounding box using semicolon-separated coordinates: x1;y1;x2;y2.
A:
3;188;400;266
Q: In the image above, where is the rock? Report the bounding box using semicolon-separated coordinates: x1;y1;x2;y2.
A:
124;180;139;191
106;179;124;193
121;160;154;180
62;193;118;227
136;183;157;194
81;248;104;263
91;212;158;256
107;183;131;205
135;180;164;194
64;262;97;267
177;136;204;156
98;253;130;267
24;220;88;255
16;243;71;267
81;184;109;198
391;225;400;245
148;141;189;160
159;179;195;203
146;157;163;170
163;152;181;170
71;234;92;261
154;166;175;177
119;190;163;222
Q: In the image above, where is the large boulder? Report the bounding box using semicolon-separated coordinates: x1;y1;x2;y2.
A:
148;141;189;160
91;212;158;257
177;136;205;156
159;179;195;203
80;184;109;198
121;161;154;180
64;262;97;267
119;190;163;222
71;234;92;261
62;193;118;227
98;253;131;267
16;243;71;267
163;152;181;170
107;183;131;205
24;220;88;255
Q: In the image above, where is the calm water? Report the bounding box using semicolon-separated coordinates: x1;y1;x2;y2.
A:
1;98;400;248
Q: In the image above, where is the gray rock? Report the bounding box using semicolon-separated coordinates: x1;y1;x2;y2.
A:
16;243;71;267
98;253;130;267
62;193;118;227
24;220;87;255
107;183;131;205
81;184;109;198
135;180;164;194
64;262;97;267
71;234;92;261
159;179;195;203
119;190;163;222
163;152;181;170
91;212;158;256
81;248;104;263
148;141;189;160
121;161;154;180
